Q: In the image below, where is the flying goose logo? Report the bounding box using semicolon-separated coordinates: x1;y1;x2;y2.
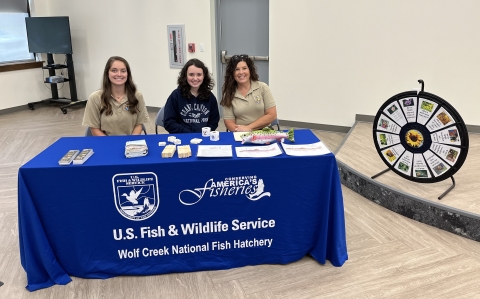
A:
113;172;159;221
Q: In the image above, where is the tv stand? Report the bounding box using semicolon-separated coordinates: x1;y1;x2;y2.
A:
28;53;86;114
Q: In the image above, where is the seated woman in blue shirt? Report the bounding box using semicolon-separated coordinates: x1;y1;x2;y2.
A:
163;59;220;133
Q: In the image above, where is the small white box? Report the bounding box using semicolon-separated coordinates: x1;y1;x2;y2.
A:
190;138;202;144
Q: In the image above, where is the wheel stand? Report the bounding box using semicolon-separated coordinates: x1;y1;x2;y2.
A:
371;169;455;200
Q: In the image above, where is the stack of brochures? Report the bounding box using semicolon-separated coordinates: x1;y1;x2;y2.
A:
125;140;148;158
58;150;80;165
73;149;94;164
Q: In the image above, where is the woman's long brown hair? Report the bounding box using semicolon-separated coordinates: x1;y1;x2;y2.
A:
100;56;139;116
220;55;259;108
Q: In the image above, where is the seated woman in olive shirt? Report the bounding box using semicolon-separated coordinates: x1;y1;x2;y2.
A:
220;54;277;132
83;56;149;136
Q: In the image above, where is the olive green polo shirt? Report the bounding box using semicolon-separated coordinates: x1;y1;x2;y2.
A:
222;80;276;126
82;90;150;135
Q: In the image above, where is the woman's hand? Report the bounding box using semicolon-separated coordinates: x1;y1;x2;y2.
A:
234;125;252;132
132;124;144;135
90;128;107;136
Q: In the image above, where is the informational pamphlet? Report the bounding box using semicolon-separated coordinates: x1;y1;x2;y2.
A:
235;143;283;158
281;141;331;156
72;149;94;164
197;145;233;157
58;150;80;165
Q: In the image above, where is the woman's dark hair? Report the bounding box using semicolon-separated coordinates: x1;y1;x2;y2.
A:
220;55;259;108
100;56;139;116
177;58;214;100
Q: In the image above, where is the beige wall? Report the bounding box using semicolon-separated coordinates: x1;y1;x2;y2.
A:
6;0;216;110
0;69;52;110
3;1;480;127
270;0;480;127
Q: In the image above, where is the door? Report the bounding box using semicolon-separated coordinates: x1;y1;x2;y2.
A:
215;0;269;99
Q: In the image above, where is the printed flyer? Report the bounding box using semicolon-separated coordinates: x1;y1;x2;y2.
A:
417;98;438;125
376;132;401;149
426;107;456;132
281;141;331;156
430;126;461;146
399;97;417;123
394;151;413;176
381;144;405;165
197;145;233;157
383;102;407;126
429;143;461;166
423;150;450;177
376;115;401;134
412;153;431;178
235;143;283;158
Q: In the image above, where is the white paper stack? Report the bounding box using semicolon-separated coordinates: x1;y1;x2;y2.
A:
125;140;148;158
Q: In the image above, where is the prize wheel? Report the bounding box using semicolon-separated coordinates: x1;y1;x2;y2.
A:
372;83;469;183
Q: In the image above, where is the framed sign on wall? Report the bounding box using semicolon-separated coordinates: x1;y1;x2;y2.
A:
167;25;186;69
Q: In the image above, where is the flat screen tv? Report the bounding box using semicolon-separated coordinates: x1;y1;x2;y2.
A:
25;16;73;54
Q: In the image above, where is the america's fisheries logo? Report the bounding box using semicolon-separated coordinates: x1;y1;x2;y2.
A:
112;172;159;221
179;175;271;206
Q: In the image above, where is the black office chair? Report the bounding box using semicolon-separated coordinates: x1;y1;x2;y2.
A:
155;107;165;134
271;118;281;130
85;124;147;136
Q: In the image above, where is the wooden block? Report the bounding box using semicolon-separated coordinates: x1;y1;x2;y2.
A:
177;145;192;158
161;145;176;158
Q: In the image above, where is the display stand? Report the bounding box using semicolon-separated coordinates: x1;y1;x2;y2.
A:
372;80;469;200
28;53;86;114
371;168;455;200
371;168;390;179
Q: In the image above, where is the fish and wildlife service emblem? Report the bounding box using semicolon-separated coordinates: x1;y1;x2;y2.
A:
112;172;160;221
254;95;261;104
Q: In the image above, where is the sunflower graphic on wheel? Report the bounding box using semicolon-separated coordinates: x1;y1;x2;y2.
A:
405;129;424;148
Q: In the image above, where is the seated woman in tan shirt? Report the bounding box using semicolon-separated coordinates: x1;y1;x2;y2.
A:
83;56;149;136
220;55;277;132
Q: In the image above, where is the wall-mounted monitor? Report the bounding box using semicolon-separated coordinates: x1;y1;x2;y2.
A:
25;16;73;54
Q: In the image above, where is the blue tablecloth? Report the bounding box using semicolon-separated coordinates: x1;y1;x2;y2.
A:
18;129;348;291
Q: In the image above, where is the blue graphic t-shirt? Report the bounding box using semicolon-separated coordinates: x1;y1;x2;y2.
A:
163;88;220;133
